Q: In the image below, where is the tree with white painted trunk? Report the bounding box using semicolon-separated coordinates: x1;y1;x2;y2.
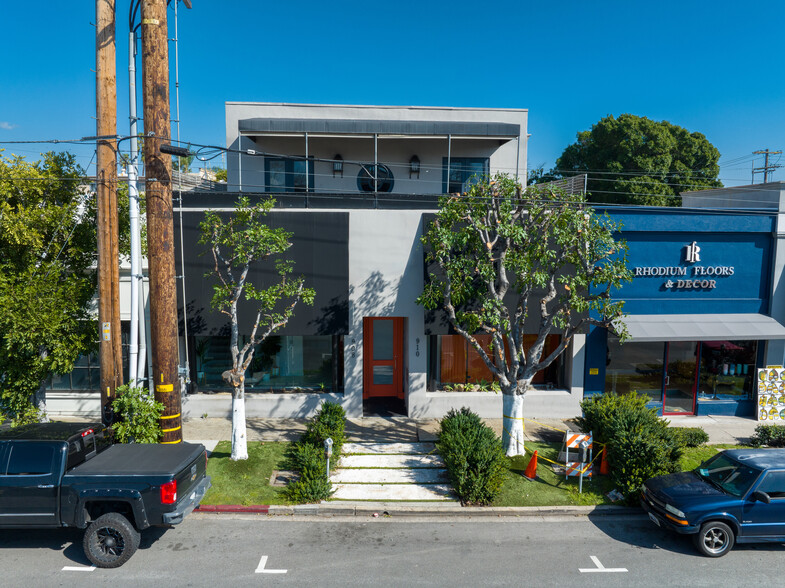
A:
200;197;314;460
418;175;631;456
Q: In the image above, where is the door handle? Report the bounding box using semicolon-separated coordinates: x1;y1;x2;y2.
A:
37;484;54;489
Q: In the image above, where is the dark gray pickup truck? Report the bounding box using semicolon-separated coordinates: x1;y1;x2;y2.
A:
0;422;211;568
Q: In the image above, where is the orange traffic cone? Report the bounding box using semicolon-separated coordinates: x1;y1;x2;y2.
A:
524;450;538;480
599;447;609;475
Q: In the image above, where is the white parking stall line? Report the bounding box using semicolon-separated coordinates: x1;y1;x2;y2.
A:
62;566;96;572
255;555;287;574
579;555;628;573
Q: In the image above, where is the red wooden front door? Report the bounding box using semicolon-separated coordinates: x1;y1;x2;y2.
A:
363;317;404;399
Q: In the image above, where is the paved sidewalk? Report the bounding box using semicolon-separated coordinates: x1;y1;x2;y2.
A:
182;413;762;450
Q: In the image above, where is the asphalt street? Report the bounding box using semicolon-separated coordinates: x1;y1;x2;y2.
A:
2;514;784;587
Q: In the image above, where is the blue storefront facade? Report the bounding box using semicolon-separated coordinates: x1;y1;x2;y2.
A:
584;208;785;417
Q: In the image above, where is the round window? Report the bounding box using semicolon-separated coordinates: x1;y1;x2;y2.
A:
357;164;394;193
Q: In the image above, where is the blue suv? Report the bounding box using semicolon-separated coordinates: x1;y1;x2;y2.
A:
641;449;785;557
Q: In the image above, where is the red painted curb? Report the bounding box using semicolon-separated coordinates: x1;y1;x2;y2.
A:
196;504;270;514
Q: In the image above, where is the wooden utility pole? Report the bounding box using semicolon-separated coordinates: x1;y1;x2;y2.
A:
96;0;123;424
140;0;183;443
752;149;783;184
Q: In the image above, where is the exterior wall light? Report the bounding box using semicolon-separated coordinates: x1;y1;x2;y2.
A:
409;155;420;178
333;154;344;177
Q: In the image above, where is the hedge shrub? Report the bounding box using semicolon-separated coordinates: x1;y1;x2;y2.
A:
438;407;507;505
749;424;785;448
578;393;681;503
111;385;164;443
301;401;346;458
284;401;346;503
671;427;709;448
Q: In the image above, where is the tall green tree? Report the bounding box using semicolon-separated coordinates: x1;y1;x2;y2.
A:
0;151;97;423
418;175;632;456
554;114;722;206
199;197;315;460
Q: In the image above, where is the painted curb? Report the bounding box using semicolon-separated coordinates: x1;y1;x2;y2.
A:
195;503;642;518
196;504;270;514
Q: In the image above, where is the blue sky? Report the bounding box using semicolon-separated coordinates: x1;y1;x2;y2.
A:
1;1;784;187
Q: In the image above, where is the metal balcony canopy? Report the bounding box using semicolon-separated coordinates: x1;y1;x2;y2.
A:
238;118;521;138
616;313;785;342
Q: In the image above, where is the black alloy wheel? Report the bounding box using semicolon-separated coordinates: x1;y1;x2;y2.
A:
83;512;141;568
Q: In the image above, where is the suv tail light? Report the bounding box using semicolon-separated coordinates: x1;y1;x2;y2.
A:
160;480;177;504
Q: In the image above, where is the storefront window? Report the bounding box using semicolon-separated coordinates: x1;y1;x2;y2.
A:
698;341;757;400
428;334;562;391
605;337;664;402
605;337;758;404
192;335;343;393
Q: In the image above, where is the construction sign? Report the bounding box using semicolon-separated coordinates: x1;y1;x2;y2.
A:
757;366;785;422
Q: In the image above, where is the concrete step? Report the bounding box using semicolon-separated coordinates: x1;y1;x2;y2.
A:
338;454;444;469
343;442;436;455
331;483;454;501
331;468;449;484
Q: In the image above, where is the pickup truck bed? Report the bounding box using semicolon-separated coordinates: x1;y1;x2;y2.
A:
0;423;211;568
68;443;202;476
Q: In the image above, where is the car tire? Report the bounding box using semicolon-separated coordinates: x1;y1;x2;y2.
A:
693;521;735;557
83;512;141;568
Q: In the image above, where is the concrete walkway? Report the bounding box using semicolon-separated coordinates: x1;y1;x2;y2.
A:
331;442;456;502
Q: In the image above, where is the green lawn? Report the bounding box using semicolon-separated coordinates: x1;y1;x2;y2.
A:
493;441;615;507
201;440;291;505
492;441;744;508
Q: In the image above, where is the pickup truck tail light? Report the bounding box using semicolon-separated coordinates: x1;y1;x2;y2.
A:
160;480;177;504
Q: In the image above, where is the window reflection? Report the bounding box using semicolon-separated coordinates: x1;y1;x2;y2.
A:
698;341;757;400
427;334;562;391
192;335;343;393
605;337;664;401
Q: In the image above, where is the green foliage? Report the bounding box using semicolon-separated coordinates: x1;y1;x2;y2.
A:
749;424;785;448
438;407;508;505
578;393;681;502
608;421;681;501
554;114;722;206
284;464;333;503
0;151;99;421
284;402;345;503
417;174;631;409
671;427;710;448
301;401;346;457
289;441;327;472
213;168;227;183
110;385;164;444
576;391;652;446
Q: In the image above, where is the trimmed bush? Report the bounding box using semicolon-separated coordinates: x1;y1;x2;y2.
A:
671;427;709;448
576;391;651;447
749;424;785;448
284;443;332;502
578;393;681;503
284;401;346;503
301;401;346;459
438;407;507;505
111;385;164;443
